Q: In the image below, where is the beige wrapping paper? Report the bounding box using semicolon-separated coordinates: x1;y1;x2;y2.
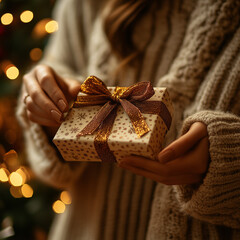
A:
53;87;173;162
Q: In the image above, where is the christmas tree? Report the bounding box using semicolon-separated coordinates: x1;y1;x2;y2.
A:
0;1;71;239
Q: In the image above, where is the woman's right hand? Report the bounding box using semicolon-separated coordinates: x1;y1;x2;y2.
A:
22;64;81;127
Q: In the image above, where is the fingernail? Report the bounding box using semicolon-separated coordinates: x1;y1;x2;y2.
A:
158;149;173;163
51;110;63;123
58;99;67;112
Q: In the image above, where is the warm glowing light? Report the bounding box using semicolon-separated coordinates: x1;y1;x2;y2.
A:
52;200;66;214
32;18;50;38
3;150;19;173
45;20;58;33
16;168;27;185
9;172;23;186
0;168;9;182
1;13;13;25
20;10;33;23
30;48;42;61
60;191;72;205
21;184;33;198
10;186;22;198
6;66;19;80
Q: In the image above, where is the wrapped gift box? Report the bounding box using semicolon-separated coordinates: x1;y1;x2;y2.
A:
53;86;173;163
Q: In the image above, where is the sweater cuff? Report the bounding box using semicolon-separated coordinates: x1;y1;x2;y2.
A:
16;96;87;189
174;110;240;229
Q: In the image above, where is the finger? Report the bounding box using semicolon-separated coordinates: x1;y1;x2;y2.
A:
35;65;68;112
25;95;51;118
23;73;63;123
118;163;202;185
158;122;208;163
26;110;61;127
164;137;209;175
120;156;168;176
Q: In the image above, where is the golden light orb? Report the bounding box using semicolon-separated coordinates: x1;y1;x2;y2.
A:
45;20;58;33
9;172;23;186
0;168;9;182
21;184;33;198
6;66;19;80
16;168;27;185
30;48;42;61
20;10;33;23
60;191;72;205
52;200;66;214
10;186;23;198
1;13;13;25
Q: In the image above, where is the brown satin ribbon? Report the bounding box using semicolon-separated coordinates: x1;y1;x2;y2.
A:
73;76;172;162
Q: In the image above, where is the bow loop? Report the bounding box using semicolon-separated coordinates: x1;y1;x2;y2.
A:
81;76;112;97
117;82;155;101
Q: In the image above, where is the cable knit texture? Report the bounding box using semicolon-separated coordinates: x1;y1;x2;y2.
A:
16;0;240;239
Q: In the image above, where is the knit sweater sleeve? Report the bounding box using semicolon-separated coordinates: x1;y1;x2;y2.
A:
174;112;240;229
16;100;88;189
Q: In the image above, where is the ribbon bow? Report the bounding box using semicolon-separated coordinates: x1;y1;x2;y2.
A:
73;76;171;162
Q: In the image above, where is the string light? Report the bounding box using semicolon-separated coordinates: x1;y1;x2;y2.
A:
10;186;22;198
0;168;9;182
16;168;27;185
60;191;72;205
52;200;66;214
45;20;58;33
30;48;42;61
32;18;50;38
9;172;23;187
5;65;19;80
21;184;33;198
1;13;13;25
20;10;33;23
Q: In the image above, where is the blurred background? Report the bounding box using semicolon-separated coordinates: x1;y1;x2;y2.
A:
0;0;72;239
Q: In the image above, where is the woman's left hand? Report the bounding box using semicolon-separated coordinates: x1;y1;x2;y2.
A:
118;122;210;185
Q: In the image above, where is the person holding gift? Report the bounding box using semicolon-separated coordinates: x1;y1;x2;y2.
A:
17;0;240;239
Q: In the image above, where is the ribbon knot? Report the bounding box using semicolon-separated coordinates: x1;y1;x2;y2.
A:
110;92;121;103
73;76;172;162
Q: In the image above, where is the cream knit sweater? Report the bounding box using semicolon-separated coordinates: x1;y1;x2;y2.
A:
17;0;240;239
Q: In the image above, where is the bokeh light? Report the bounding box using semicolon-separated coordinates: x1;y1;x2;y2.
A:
32;18;50;38
5;65;19;80
45;20;58;33
9;172;23;186
16;168;27;185
20;10;34;23
21;184;33;198
52;200;66;214
60;191;72;205
10;186;23;198
0;168;9;182
30;48;42;61
1;13;13;25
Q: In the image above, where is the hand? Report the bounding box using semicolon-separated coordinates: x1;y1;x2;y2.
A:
22;64;81;127
118;122;210;185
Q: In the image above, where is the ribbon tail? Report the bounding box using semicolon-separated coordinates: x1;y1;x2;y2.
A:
77;101;117;137
119;99;150;137
94;107;118;163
